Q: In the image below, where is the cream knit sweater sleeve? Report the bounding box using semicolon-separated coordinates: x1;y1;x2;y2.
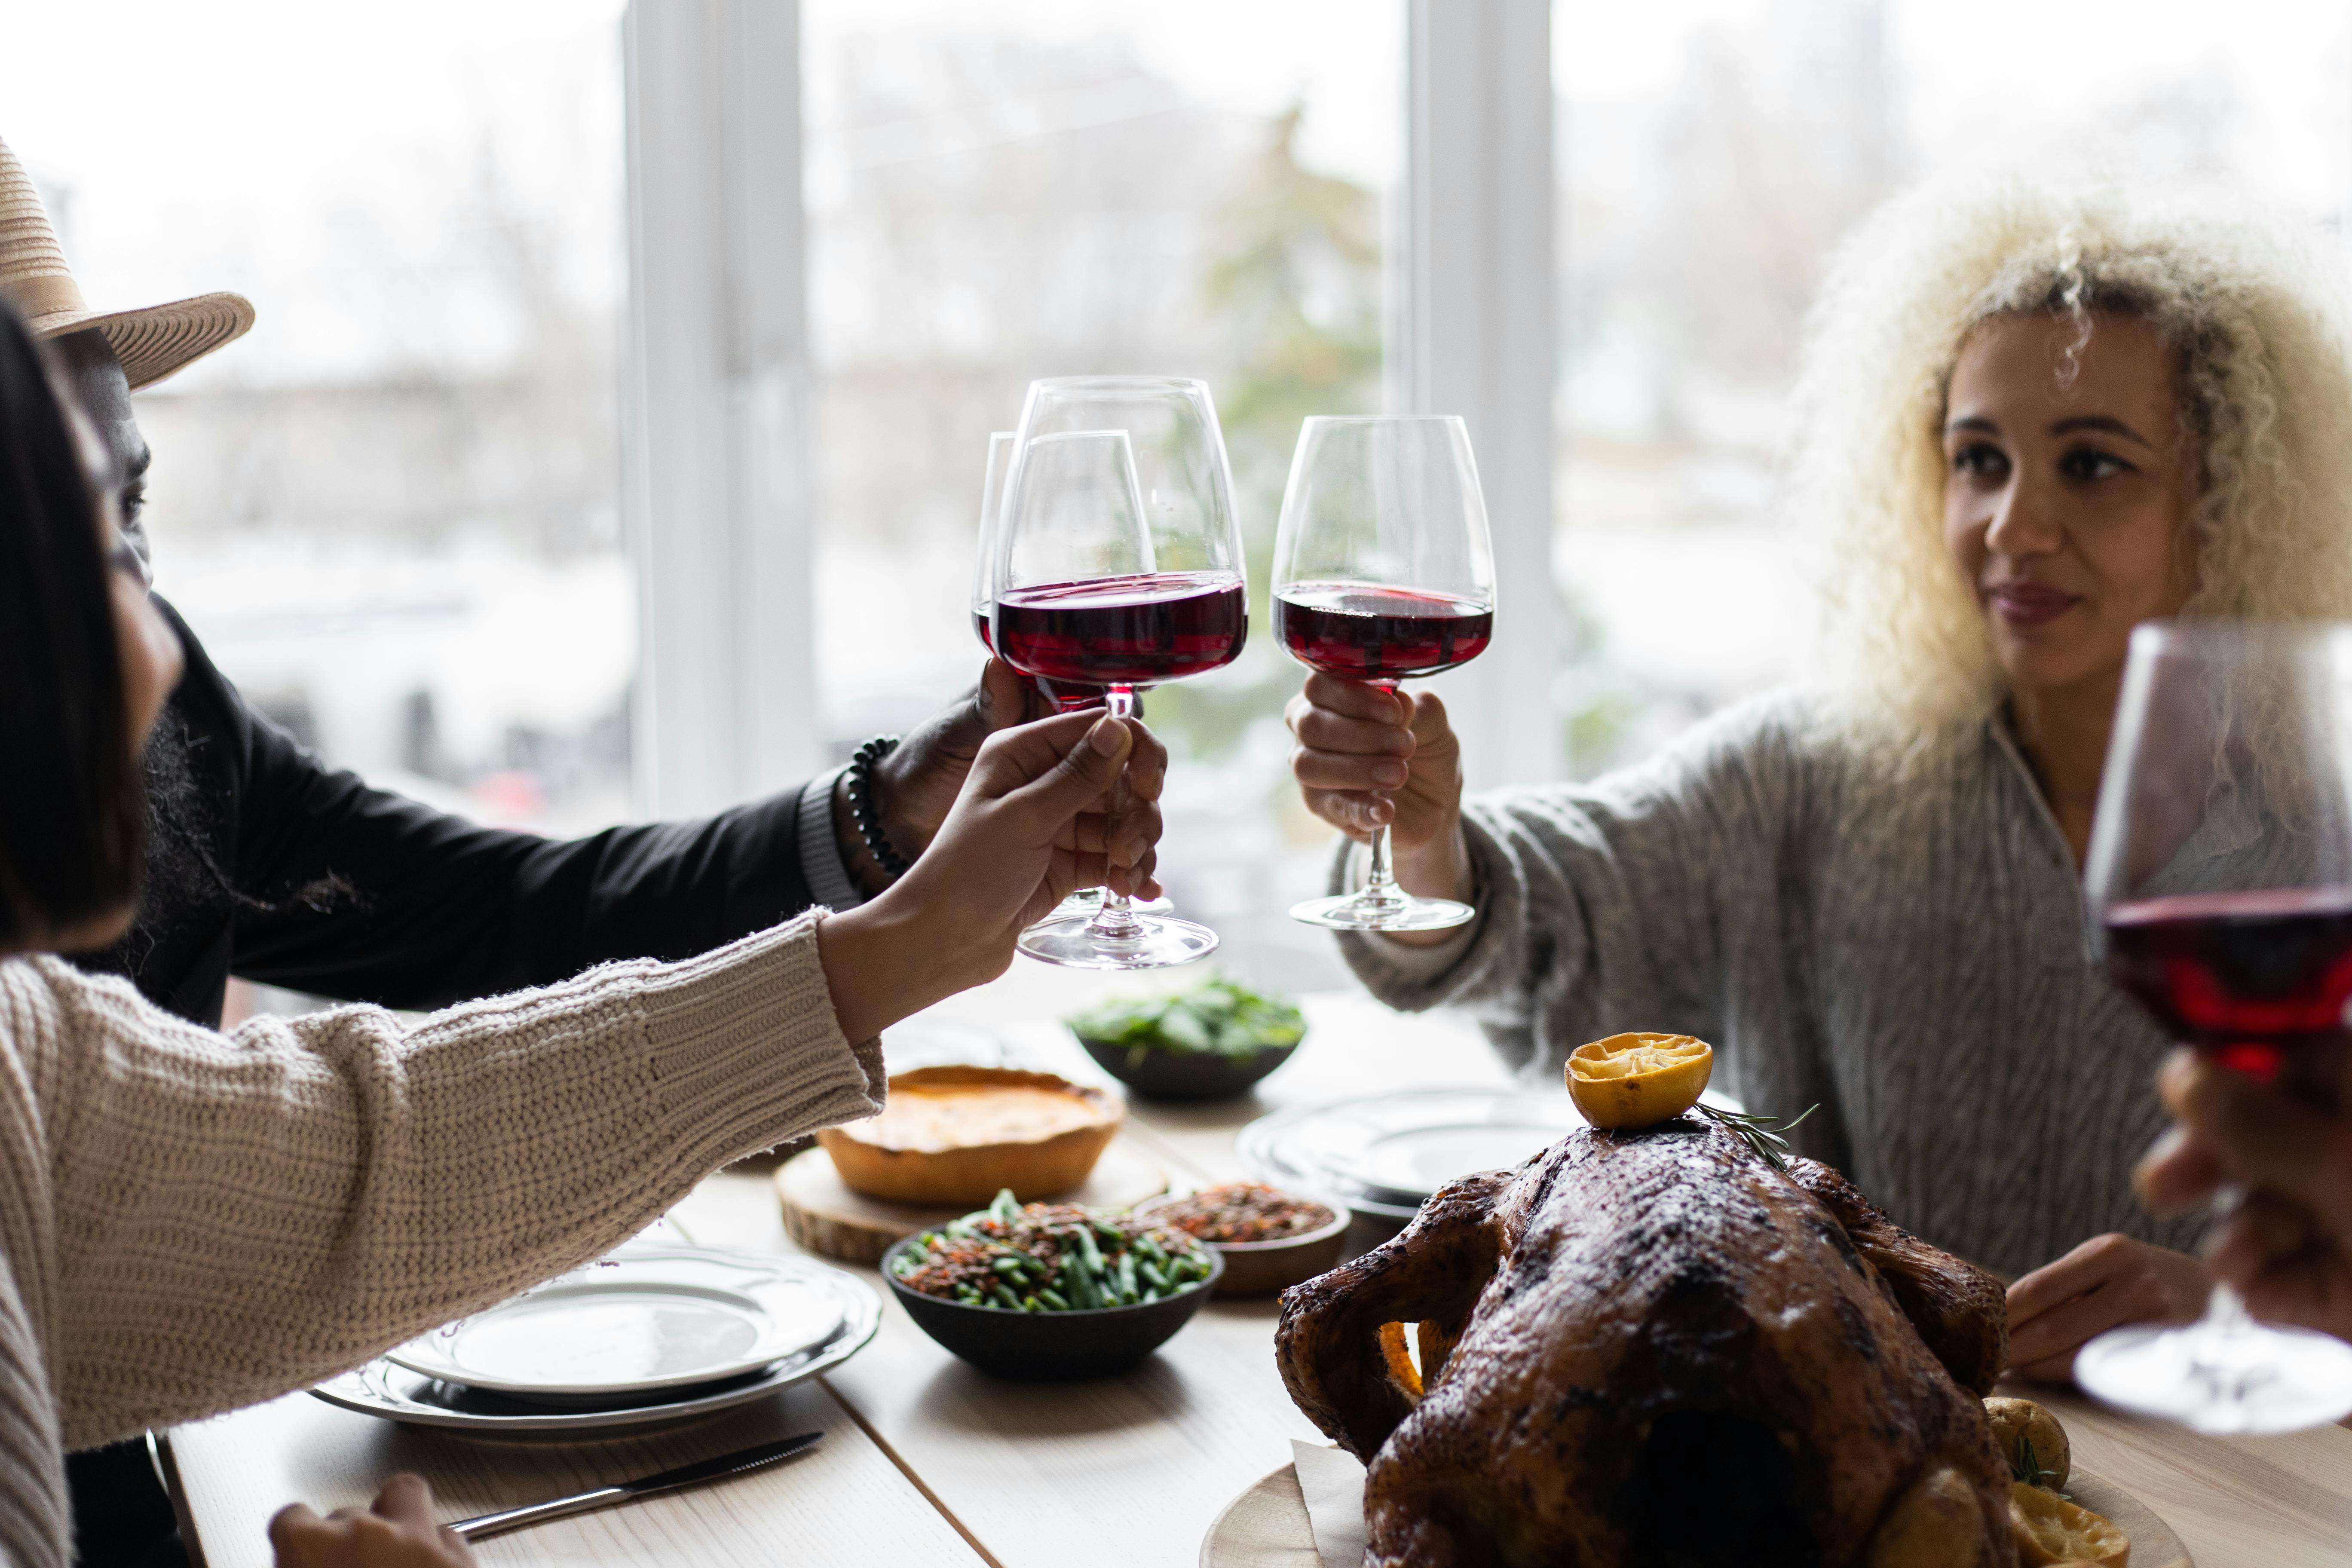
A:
0;910;882;1453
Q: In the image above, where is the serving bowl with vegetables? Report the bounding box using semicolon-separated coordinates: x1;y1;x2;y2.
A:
882;1189;1224;1378
1065;977;1307;1102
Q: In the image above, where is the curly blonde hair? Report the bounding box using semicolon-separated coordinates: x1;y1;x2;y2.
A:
1790;173;2352;753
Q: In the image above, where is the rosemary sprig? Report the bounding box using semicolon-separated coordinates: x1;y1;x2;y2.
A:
1697;1102;1819;1172
2008;1436;2070;1499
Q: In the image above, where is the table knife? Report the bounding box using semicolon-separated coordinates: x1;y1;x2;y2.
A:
446;1430;824;1540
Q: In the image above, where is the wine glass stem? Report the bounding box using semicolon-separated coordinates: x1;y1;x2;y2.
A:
1084;685;1143;938
1359;682;1406;911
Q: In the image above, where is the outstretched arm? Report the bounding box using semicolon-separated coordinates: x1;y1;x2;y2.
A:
20;913;880;1449
1292;682;1823;1080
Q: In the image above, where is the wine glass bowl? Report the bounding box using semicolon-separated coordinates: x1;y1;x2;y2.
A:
1272;415;1495;932
2073;619;2352;1433
989;379;1248;971
971;429;1161;921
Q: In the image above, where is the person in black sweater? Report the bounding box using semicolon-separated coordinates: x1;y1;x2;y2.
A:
5;157;1162;1565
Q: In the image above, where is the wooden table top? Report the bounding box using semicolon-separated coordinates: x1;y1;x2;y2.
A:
166;982;2352;1567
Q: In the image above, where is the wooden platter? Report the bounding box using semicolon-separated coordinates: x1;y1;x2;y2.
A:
1198;1461;2190;1568
775;1141;1167;1262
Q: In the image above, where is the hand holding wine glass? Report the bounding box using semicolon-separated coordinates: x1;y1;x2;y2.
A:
989;377;1249;970
818;706;1161;1039
1285;674;1470;899
2073;619;2352;1433
2139;1039;2352;1343
1273;415;1494;932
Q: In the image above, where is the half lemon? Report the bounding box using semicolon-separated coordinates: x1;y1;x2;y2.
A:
2008;1482;2128;1565
1566;1032;1714;1129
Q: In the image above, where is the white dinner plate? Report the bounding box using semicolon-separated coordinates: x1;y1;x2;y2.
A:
315;1250;878;1433
1237;1090;1591;1220
380;1246;854;1405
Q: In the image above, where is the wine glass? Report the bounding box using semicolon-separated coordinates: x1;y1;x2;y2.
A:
991;376;1248;970
2074;619;2352;1433
971;430;1167;920
1272;415;1495;931
972;432;1015;661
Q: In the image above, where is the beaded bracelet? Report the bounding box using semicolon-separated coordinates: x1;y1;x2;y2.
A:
846;735;913;882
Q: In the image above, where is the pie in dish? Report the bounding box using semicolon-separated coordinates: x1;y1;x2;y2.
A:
816;1066;1122;1205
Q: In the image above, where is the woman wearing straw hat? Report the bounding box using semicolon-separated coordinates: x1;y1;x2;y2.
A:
0;133;1164;1565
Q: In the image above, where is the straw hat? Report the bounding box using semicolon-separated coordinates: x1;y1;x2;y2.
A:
0;135;252;390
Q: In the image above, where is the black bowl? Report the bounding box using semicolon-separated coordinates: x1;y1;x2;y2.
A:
1075;1035;1300;1102
881;1236;1225;1380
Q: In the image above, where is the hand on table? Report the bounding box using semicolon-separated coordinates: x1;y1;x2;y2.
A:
2004;1233;2210;1382
2137;1044;2352;1342
1285;673;1470;920
839;660;1167;895
819;707;1163;1040
270;1474;474;1568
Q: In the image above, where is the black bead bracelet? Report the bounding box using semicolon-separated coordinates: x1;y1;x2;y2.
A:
846;735;913;882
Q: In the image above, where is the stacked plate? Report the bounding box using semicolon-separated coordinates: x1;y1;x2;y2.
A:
1237;1090;1592;1223
312;1245;879;1433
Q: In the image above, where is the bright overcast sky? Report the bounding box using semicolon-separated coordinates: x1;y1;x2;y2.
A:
5;0;2348;385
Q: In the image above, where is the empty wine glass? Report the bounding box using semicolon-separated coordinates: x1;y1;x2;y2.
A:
991;377;1248;970
2073;619;2352;1433
1273;415;1495;931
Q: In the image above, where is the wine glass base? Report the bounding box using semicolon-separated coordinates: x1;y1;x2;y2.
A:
1017;911;1219;971
2074;1318;2352;1434
1288;892;1476;933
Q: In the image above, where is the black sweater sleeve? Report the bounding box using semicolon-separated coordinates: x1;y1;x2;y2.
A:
161;601;826;1011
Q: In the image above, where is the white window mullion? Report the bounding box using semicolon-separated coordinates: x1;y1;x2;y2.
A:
623;0;818;819
1397;0;1559;787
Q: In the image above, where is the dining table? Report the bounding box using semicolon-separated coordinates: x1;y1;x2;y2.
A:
163;968;2352;1567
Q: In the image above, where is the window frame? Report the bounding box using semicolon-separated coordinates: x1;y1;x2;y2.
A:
622;0;1558;810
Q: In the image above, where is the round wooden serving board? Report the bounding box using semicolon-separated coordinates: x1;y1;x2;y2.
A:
775;1142;1168;1263
1197;1461;2189;1568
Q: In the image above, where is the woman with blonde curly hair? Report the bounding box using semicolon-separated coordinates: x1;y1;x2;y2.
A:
1286;174;2352;1377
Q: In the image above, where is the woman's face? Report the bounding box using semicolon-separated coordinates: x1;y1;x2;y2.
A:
1942;310;2198;702
71;408;182;753
29;404;184;954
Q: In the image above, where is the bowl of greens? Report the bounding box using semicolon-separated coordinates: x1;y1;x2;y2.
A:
883;1189;1223;1379
1065;977;1308;1102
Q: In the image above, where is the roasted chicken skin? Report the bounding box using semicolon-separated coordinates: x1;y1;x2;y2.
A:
1275;1119;2015;1567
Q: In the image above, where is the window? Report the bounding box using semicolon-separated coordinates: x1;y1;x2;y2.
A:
802;0;1404;983
5;0;634;834
1553;0;2352;775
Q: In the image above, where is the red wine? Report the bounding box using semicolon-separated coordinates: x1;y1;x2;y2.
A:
2105;887;2352;1077
975;606;1119;710
993;572;1247;688
1275;583;1493;683
975;606;1110;710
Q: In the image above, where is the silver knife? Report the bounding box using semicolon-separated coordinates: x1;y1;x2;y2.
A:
446;1430;824;1541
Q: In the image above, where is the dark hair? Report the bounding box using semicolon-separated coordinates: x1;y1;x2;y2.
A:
0;300;143;946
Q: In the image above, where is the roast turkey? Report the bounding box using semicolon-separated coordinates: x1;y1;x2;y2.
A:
1275;1118;2015;1567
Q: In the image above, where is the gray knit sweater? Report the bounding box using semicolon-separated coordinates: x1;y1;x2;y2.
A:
1338;690;2203;1281
0;911;883;1568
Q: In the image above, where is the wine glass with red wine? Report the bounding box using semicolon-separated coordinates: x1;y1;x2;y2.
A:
974;431;1114;714
1272;415;1494;932
991;377;1248;969
2074;619;2352;1433
971;429;1164;922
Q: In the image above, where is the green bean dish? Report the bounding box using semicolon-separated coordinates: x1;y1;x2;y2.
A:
889;1188;1216;1311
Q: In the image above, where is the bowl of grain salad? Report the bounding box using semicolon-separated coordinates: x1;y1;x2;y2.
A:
1133;1182;1351;1297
